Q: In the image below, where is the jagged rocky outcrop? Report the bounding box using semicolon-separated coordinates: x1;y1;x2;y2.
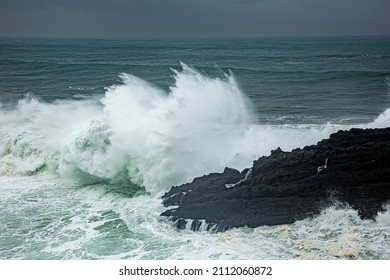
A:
161;128;390;232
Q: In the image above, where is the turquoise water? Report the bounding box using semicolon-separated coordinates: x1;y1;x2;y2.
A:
0;37;390;259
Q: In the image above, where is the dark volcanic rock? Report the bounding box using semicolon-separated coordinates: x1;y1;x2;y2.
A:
161;128;390;232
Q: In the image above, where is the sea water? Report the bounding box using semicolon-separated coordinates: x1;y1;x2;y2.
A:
0;37;390;259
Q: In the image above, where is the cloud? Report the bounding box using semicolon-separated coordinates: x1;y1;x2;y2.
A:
0;0;389;38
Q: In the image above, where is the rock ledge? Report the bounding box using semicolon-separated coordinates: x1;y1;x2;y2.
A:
161;128;390;232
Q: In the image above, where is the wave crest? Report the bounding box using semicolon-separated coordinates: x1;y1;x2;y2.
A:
0;63;389;194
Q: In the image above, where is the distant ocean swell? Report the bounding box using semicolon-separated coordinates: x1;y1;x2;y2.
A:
0;63;389;196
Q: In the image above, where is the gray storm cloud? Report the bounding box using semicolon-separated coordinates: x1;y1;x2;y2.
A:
0;0;389;38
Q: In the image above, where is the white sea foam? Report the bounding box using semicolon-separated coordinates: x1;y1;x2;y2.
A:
2;174;389;260
365;108;390;128
0;64;389;194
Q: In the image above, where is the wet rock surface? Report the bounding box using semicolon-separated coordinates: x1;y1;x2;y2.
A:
161;128;390;232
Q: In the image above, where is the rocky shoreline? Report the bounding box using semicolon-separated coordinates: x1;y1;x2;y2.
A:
161;128;390;232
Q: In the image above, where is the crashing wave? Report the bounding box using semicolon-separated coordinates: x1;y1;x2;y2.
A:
0;63;389;194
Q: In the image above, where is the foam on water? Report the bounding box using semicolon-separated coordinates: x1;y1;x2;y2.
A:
1;63;390;259
2;63;370;194
1;175;389;259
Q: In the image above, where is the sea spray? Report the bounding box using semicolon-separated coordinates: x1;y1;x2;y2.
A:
1;64;389;195
1;37;390;261
366;108;390;128
0;94;101;176
59;63;255;192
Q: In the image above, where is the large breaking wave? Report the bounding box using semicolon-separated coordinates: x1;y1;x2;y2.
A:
0;63;389;194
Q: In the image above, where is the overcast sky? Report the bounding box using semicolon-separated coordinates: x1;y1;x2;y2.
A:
0;0;389;38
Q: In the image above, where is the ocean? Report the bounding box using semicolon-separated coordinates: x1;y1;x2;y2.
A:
0;37;389;260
